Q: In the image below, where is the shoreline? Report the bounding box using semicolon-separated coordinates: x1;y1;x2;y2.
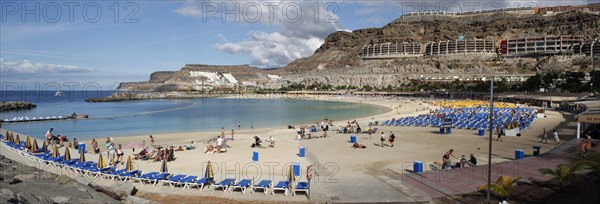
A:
0;95;576;202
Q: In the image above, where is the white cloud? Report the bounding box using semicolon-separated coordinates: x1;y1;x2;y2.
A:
0;58;93;74
174;0;342;67
213;31;323;66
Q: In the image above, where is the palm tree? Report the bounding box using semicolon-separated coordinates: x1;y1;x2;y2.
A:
479;176;521;201
539;164;579;190
570;149;600;182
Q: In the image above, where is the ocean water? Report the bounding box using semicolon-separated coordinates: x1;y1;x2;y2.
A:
1;91;389;140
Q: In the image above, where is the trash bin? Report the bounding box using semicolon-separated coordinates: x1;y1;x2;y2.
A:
439;128;445;134
533;146;541;156
446;127;452;134
293;163;301;177
413;161;423;173
515;149;524;160
252;150;259;161
299;146;305;157
478;129;485;136
350;135;356;143
78;143;86;153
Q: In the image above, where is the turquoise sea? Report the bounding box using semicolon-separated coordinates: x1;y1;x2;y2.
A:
1;91;389;140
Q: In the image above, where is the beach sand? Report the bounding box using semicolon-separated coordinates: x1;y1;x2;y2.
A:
0;95;576;202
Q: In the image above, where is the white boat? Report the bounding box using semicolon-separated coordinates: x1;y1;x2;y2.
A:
55;90;63;96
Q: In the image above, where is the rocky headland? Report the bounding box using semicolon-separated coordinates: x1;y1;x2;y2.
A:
0;101;36;112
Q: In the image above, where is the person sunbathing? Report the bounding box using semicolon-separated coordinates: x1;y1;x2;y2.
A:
141;149;157;160
352;143;366;149
205;144;215;153
150;147;163;162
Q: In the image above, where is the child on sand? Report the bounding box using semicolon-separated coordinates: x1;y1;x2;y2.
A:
380;132;385;147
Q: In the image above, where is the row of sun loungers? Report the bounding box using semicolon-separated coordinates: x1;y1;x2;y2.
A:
1;134;310;197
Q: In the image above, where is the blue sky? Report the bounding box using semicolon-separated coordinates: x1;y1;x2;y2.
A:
0;0;593;90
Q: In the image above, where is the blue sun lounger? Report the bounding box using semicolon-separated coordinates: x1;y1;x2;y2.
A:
228;179;252;194
271;181;289;196
148;173;171;186
118;170;143;182
161;174;187;187
186;177;213;190
172;175;197;188
250;180;272;195
293;181;309;196
211;178;235;192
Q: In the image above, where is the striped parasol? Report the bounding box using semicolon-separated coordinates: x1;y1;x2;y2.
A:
30;138;39;152
204;160;214;179
160;158;168;173
15;134;20;145
287;164;296;190
79;148;86;162
97;152;106;168
126;155;134;171
8;132;13;142
25;136;31;149
64;146;71;160
52;144;59;158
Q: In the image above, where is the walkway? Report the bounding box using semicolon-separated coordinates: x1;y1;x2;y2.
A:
402;139;576;198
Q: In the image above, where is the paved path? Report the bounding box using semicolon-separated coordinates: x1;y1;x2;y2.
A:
402;139;577;198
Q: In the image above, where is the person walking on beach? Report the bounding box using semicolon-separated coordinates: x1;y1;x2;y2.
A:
231;129;235;140
216;136;223;154
380;132;385;147
221;127;225;138
149;135;155;147
388;132;396;147
108;143;116;166
496;129;503;142
92;139;99;154
45;128;54;145
540;128;548;143
116;144;124;164
251;122;254;129
553;130;560;145
238;121;241;130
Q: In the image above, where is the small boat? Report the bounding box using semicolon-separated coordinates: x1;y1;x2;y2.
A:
55;90;63;96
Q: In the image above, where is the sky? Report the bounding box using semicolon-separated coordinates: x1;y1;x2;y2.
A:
0;0;594;90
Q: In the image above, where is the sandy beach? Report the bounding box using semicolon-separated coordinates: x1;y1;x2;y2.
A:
0;94;575;202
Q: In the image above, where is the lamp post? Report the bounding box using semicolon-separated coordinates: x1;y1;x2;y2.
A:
487;76;494;204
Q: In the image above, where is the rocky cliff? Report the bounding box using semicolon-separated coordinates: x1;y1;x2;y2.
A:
117;64;281;92
118;11;599;91
284;12;600;72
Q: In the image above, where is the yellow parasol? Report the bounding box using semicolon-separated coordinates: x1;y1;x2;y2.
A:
25;136;31;149
287;164;296;190
126;155;134;171
97;152;106;168
204;160;214;179
15;134;20;145
52;144;59;158
30;138;39;153
64;146;71;160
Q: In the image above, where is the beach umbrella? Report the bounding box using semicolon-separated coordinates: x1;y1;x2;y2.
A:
126;155;134;171
4;131;8;140
15;134;20;145
25;136;31;149
41;141;48;153
79;148;86;162
204;161;214;179
97;152;106;168
64;146;71;160
160;158;168;173
52;145;59;158
287;164;296;190
30;138;39;152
